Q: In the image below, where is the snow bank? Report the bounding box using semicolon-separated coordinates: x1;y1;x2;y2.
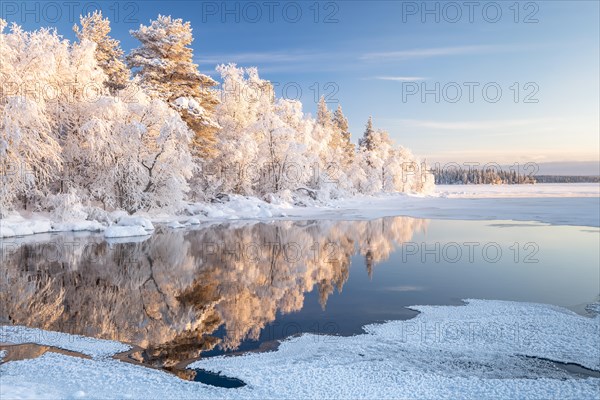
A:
116;216;154;231
0;213;102;238
0;212;155;240
1;300;598;399
0;326;129;359
0;214;53;238
183;195;286;220
103;225;150;238
101;215;155;238
52;220;105;233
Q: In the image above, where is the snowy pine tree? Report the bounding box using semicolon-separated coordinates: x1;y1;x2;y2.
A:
127;15;219;158
359;116;376;152
332;105;355;167
316;96;333;128
73;11;129;94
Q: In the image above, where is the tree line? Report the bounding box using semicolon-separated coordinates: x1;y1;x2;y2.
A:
0;12;433;216
431;166;536;184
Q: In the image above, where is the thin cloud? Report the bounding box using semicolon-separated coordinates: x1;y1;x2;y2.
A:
361;45;501;61
196;51;319;65
373;76;427;81
195;50;352;74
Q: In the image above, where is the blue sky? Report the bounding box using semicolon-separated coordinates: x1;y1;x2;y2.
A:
3;1;599;170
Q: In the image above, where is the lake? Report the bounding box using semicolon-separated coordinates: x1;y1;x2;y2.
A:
1;217;598;375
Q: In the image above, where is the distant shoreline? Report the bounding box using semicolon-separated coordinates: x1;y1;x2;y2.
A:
434;176;600;184
533;176;600;183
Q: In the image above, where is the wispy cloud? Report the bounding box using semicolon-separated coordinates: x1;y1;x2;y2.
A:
196;51;319;65
197;45;515;74
195;50;353;74
361;45;503;61
373;76;427;81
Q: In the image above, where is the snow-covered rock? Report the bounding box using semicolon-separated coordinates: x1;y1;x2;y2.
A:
104;225;150;238
116;216;154;231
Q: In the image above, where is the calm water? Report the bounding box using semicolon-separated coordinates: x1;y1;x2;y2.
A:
1;217;598;369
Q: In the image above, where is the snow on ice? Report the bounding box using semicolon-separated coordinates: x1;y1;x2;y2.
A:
1;300;598;399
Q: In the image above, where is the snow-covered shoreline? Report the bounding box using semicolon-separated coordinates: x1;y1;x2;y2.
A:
1;299;598;399
1;184;599;240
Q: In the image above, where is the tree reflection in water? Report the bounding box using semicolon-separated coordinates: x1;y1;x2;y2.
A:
1;217;427;369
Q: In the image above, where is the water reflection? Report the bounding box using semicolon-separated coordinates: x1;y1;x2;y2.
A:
0;217;428;368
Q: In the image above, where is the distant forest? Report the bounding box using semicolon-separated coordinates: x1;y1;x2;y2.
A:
431;166;600;184
533;175;600;183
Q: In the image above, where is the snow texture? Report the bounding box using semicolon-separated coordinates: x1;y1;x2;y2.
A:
0;214;53;238
1;300;599;399
104;216;155;238
116;216;155;231
103;225;151;238
0;326;129;359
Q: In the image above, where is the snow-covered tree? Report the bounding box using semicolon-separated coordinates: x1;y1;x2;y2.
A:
63;87;194;213
307;104;347;197
208;65;315;198
0;21;64;211
258;98;313;195
73;11;129;94
316;96;333;129
358;116;376;152
0;16;434;215
357;118;432;194
196;64;271;198
56;36;110;193
332;104;355;167
359;128;396;191
127;15;219;158
123;94;194;212
0;97;62;211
